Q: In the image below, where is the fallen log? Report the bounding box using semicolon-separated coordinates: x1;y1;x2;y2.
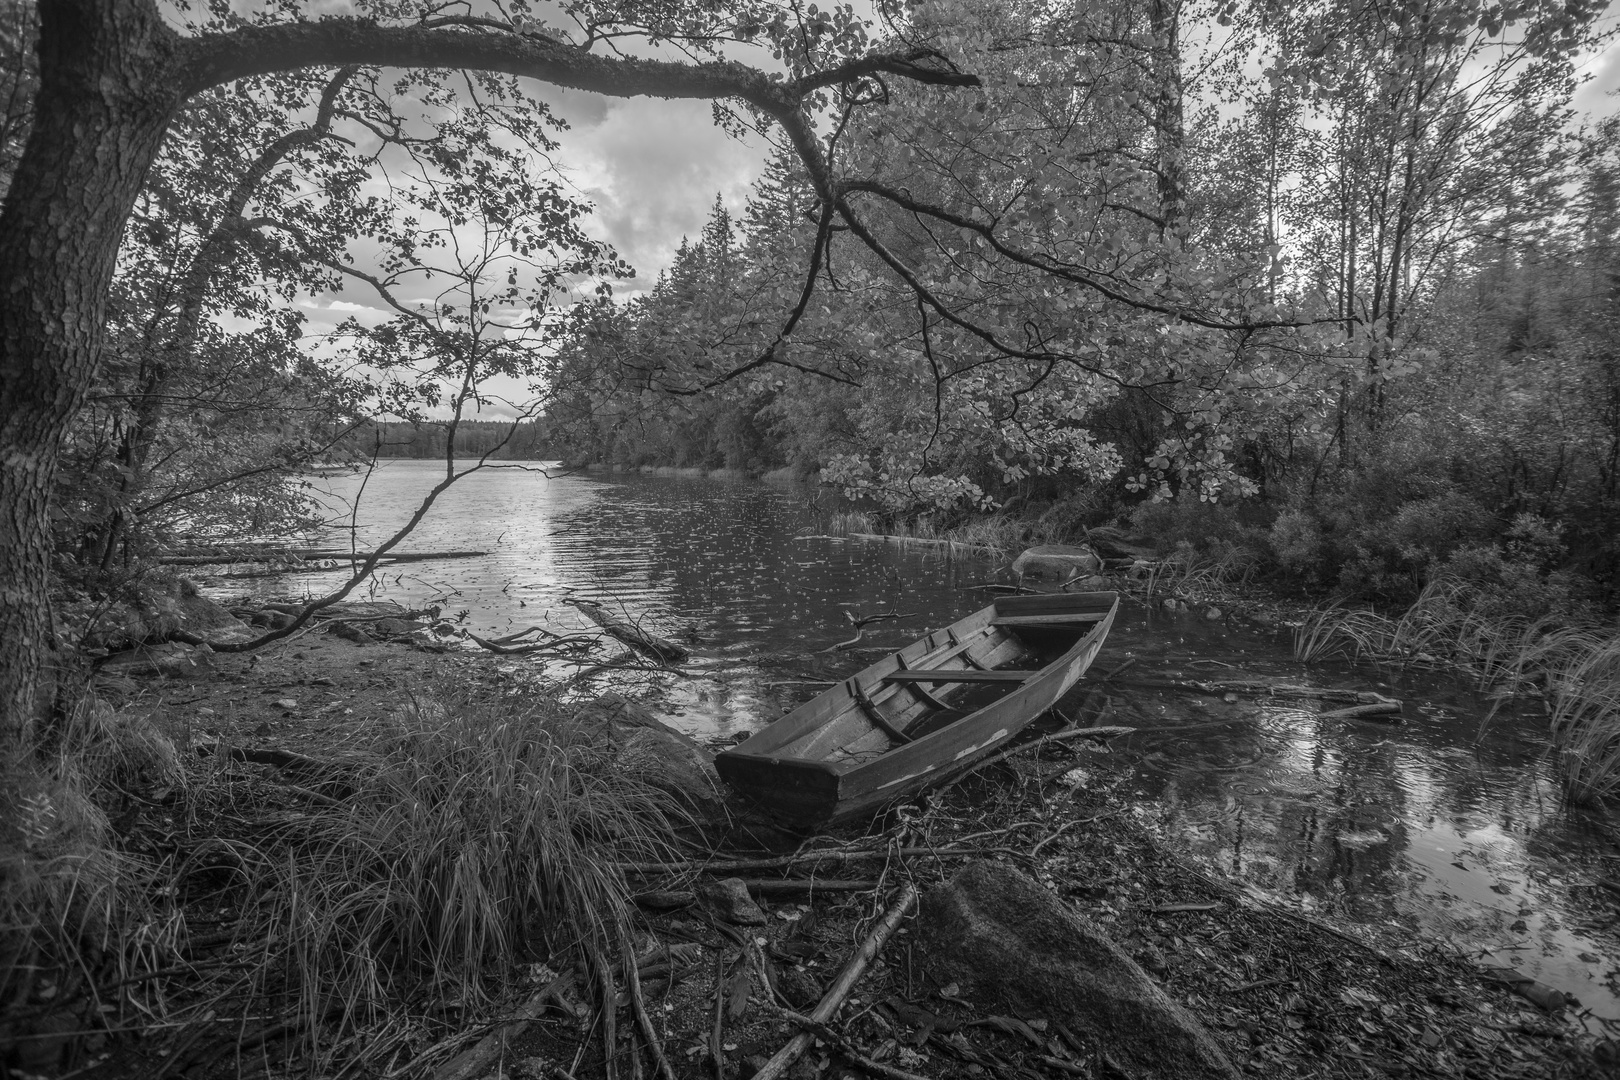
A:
614;847;988;876
567;598;688;663
751;883;919;1080
1096;675;1395;705
737;878;882;895
163;548;486;566
1318;701;1403;722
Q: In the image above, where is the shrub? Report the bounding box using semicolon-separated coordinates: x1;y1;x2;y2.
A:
1267;508;1329;584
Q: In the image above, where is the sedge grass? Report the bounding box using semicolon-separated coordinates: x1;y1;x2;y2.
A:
1;699;185;1065
6;693;685;1073
199;696;684;1069
1288;577;1620;806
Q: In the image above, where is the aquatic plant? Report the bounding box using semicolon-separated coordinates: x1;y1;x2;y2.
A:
1290;578;1620;805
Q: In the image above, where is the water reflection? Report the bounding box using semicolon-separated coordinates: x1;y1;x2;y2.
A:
221;462;1620;1025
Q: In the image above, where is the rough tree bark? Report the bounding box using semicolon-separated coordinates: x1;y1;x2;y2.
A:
0;0;977;740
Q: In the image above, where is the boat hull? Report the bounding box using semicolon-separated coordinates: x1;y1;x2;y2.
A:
716;592;1119;827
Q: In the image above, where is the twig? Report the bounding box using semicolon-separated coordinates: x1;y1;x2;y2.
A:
823;609;920;652
627;956;677;1080
710;952;729;1080
1030;820;1080;859
763;1005;933;1080
751;884;920;1080
1097;656;1137;681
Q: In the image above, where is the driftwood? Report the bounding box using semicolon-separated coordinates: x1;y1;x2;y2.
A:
1318;701;1403;722
751;883;919;1080
163;548;486;566
822;609;919;652
1097;675;1399;706
735;878;882;894
567;599;689;663
464;628;596;657
849;532;994;554
763;1005;932;1080
614;846;987;876
432;971;580;1080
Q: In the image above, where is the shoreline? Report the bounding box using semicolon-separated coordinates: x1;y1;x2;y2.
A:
33;586;1616;1078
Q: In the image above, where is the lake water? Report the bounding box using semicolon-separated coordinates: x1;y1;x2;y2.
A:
221;460;1620;1028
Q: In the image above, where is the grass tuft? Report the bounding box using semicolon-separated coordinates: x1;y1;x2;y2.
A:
5;693;684;1074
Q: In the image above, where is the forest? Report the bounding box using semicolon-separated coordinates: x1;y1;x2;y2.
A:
544;5;1620;618
4;0;1620;1077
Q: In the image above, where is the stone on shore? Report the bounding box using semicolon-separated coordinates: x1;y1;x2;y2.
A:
83;575;255;650
696;877;769;925
916;861;1240;1080
575;692;725;820
1011;544;1103;581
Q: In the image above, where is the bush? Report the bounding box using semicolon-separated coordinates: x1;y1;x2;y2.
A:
1267;508;1329;584
1129;497;1256;555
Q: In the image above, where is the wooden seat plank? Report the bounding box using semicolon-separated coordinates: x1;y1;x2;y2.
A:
881;670;1030;689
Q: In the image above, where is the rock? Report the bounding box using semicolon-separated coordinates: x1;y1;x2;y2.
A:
1134;941;1169;978
274;698;298;711
1011;544;1103;582
329;621;372;644
83;575;255;650
916;862;1240;1080
697;878;768;926
1161;598;1184;613
575;693;725;821
99;641;216;679
1203;606;1223;620
372;617;415;636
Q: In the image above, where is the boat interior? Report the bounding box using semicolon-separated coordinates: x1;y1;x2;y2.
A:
753;593;1115;768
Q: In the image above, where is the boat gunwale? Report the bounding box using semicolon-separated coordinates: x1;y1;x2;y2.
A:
718;592;1120;777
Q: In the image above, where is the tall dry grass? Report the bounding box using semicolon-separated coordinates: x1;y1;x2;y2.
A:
1;700;185;1070
4;694;684;1074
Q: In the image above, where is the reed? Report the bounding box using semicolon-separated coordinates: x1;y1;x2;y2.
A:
1286;576;1620;805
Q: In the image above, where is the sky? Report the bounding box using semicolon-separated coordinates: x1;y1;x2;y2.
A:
285;2;1620;420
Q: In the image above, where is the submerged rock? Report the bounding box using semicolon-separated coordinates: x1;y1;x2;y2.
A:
916;861;1240;1080
1012;544;1103;581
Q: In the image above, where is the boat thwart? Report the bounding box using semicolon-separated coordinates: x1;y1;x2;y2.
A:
715;591;1120;827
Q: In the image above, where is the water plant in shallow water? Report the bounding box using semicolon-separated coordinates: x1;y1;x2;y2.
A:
1507;630;1620;805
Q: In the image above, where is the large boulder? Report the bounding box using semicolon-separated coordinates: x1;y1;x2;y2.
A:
576;693;725;821
1011;544;1103;582
916;862;1240;1080
82;575;255;650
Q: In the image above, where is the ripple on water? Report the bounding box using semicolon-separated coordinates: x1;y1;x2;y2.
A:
222;463;1620;1025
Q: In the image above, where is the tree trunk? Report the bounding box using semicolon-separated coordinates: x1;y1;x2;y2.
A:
0;0;182;738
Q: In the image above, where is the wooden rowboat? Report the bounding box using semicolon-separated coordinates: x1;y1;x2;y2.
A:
716;591;1120;827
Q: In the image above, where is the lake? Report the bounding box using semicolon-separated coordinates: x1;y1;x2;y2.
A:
224;460;1620;1028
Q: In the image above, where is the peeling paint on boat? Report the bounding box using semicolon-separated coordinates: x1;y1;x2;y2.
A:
878;764;936;790
953;729;1011;760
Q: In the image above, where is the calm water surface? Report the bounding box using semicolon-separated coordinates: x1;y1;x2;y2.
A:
225;461;1620;1027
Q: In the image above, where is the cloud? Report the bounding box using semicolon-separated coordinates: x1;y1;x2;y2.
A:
1572;33;1620;120
551;95;769;290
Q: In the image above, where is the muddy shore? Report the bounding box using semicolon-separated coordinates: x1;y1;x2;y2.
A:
64;614;1618;1080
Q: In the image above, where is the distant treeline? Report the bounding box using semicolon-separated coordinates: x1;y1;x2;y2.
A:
336;420;555;461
